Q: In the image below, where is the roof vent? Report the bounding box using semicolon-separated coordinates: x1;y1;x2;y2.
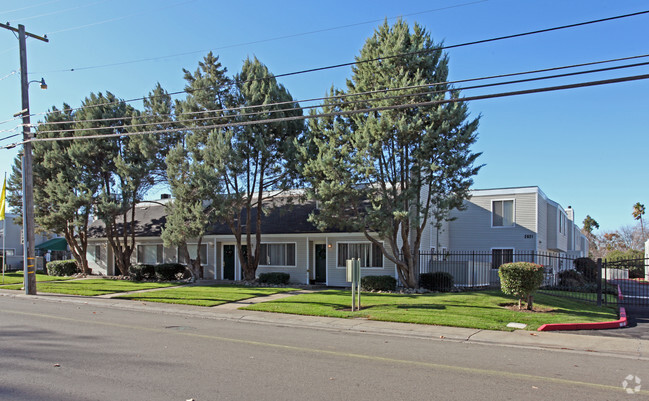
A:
161;194;171;199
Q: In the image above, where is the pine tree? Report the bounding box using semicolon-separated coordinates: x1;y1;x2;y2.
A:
303;19;481;288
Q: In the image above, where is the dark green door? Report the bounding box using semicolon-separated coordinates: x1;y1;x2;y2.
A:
315;244;326;283
223;245;235;280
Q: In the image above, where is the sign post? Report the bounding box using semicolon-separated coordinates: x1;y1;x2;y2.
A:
346;258;361;311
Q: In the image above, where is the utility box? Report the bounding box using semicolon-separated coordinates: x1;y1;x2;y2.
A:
346;259;360;283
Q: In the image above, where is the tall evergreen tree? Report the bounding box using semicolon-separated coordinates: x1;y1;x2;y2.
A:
163;52;233;279
303;20;481;288
205;57;304;280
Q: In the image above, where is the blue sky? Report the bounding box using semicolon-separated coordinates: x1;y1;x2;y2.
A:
0;0;647;233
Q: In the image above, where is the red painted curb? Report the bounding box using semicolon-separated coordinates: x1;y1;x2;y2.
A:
537;307;627;331
537;285;627;331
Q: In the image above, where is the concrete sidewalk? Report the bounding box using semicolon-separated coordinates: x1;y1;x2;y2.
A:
1;288;647;360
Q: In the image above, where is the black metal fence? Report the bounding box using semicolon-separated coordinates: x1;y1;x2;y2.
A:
417;250;575;288
603;258;649;307
414;251;631;306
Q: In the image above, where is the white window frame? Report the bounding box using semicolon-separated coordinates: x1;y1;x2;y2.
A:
136;244;162;265
258;242;297;268
336;241;384;269
1;249;16;257
177;243;209;266
491;199;515;228
558;209;567;235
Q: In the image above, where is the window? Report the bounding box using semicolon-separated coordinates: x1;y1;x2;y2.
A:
492;248;513;269
337;243;383;268
137;244;162;265
492;200;514;227
1;249;15;256
178;244;208;265
559;212;567;234
259;243;296;267
94;245;101;263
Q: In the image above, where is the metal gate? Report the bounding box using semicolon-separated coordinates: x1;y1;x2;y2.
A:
603;258;649;308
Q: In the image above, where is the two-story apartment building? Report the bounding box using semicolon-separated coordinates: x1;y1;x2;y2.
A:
428;186;588;263
86;186;588;286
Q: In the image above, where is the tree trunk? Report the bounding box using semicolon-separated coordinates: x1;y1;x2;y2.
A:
527;294;534;311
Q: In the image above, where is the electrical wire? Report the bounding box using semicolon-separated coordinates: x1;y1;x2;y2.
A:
32;0;489;74
0;70;19;82
30;56;649;133
6;9;648;127
5;72;647;150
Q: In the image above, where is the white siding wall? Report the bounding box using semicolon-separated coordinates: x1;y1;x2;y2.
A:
254;236;308;284
448;192;538;252
326;235;397;287
86;240;109;275
537;193;548;252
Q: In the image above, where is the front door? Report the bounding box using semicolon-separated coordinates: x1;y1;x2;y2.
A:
223;245;235;280
315;244;326;283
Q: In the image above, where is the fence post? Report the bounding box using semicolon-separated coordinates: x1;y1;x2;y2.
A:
596;258;602;307
471;251;475;287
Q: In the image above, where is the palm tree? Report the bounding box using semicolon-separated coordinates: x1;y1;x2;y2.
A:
632;202;645;240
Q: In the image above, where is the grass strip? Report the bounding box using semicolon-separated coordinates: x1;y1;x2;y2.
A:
0;272;76;286
243;290;618;331
116;285;299;307
0;279;178;296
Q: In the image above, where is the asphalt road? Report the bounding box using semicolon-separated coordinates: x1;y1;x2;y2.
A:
1;296;647;401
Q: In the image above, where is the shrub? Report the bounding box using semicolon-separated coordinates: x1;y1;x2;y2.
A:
47;259;79;276
558;270;584;288
258;272;290;285
420;272;454;292
361;275;397;291
573;258;598;283
498;262;544;310
154;263;186;281
129;264;156;281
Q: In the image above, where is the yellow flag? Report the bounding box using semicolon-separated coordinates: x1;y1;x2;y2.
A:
0;176;6;221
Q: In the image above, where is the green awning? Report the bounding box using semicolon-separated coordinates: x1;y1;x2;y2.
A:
35;238;68;251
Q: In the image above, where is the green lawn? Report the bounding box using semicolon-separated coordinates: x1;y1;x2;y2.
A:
538;289;619;306
243;290;618;331
0;272;76;286
0;279;178;296
115;285;299;307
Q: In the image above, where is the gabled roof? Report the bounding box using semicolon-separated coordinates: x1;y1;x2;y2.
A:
88;198;327;238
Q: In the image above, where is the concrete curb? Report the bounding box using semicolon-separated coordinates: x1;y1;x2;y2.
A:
537;284;627;331
538;307;627;331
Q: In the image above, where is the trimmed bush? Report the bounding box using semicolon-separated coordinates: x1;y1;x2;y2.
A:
498;262;544;310
154;263;186;281
258;272;290;285
129;264;156;281
419;272;454;292
47;259;79;276
361;275;397;292
558;270;585;288
573;258;598;283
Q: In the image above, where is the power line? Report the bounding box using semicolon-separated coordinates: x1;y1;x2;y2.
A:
46;0;199;35
31;0;489;74
5;9;648;127
29;55;649;133
5;72;647;149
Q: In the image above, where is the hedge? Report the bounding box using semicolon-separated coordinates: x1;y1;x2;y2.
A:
419;272;454;292
47;259;79;276
498;262;544;310
129;264;156;281
154;263;186;281
258;272;290;285
361;275;397;292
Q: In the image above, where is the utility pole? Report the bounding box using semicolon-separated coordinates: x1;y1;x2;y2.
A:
0;22;49;295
